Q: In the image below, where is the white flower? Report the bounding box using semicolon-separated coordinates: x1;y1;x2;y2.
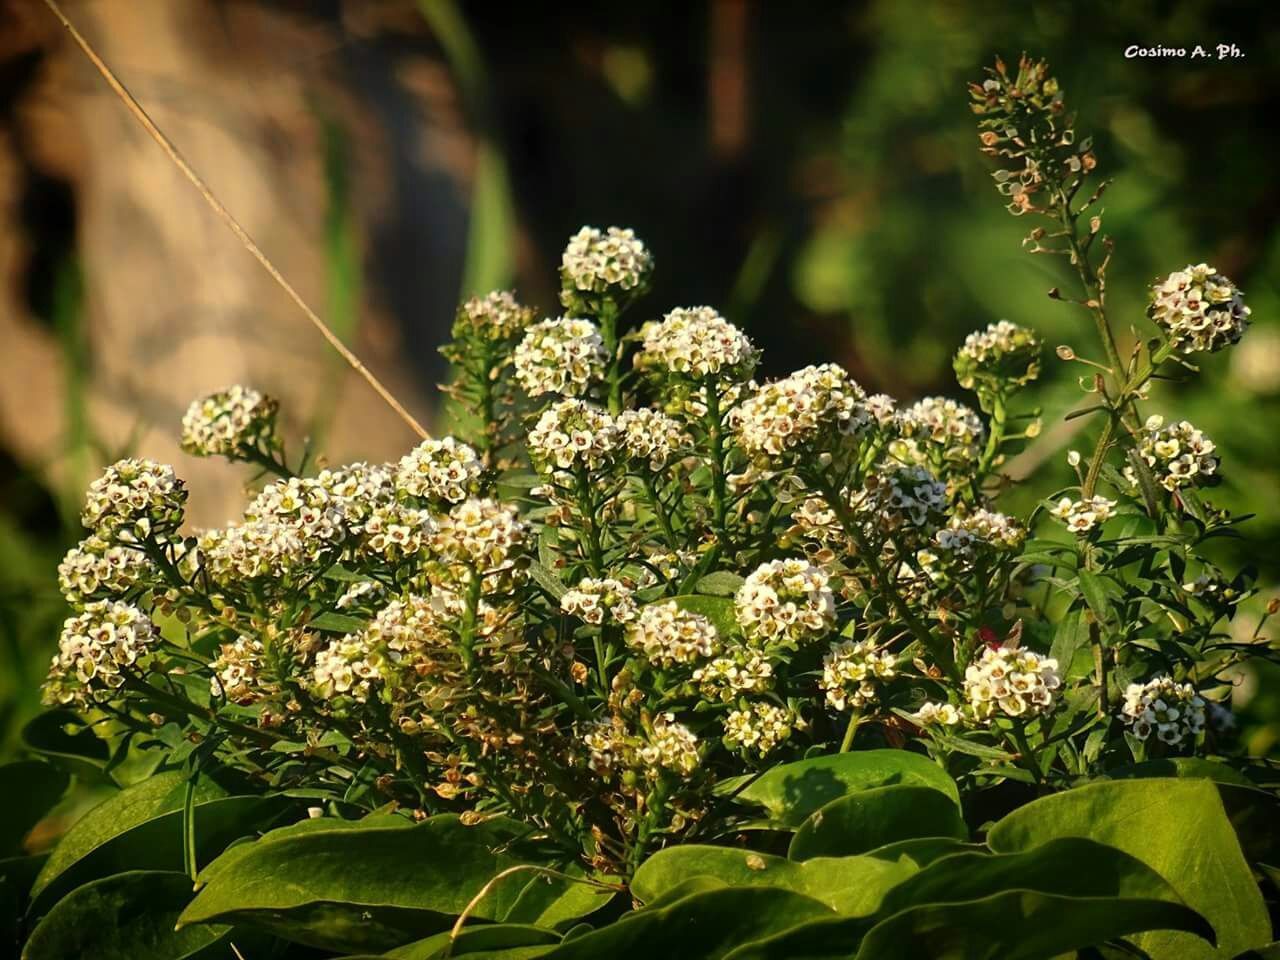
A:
317;462;396;526
912;701;962;727
527;399;620;473
692;652;774;702
43;601;160;707
355;502;434;564
181;385;278;458
1148;263;1250;354
734;364;871;460
638;712;700;776
561;578;638;625
821;639;896;711
615;408;692;471
560;226;653;298
938;509;1025;555
849;463;949;534
396;437;483;504
210;635;266;704
735;559;835;648
636;306;758;380
312;635;383;704
513;317;607;398
58;536;158;606
336;580;384;610
431;498;527;588
626;601;720;667
452;290;535;343
964;645;1060;721
82;459;187;540
893;397;985;468
723;702;798;757
953;320;1042;389
1128;415;1219;492
1049;495;1116;535
1121;675;1206;746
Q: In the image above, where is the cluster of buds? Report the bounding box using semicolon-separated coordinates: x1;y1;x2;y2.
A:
181;385;279;460
892;396;985;471
1148;264;1251;355
625;602;720;668
954;320;1042;393
561;578;638;626
635;307;759;382
82;458;187;541
560;226;653;311
1121;675;1206;746
615;408;691;472
448;290;536;347
723;702;800;757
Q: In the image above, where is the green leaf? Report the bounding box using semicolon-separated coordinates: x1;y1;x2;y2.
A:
1048;608;1089;679
309;611;369;634
539;886;834;959
788;786;967;861
719;750;959;828
669;595;741;639
0;762;68;857
30;771;294;915
988;778;1270;958
22;871;230;960
384;924;562;958
527;560;568;601
694;572;747;597
178;814;612;953
1076;570;1111;622
21;710;111;784
0;854;45;953
861;837;976;867
632;845;919;916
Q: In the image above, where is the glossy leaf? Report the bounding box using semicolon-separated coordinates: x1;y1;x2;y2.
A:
988;778;1269;959
719;750;959;828
788;785;966;861
694;572;747;597
383;924;562;958
0;761;68;856
861;837;976;867
21;711;111;784
670;595;741;639
22;870;229;960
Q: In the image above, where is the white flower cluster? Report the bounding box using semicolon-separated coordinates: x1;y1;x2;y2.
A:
317;462;395;526
636;307;758;380
246;477;347;547
638;712;700;775
561;578;638;625
734;559;835;648
948;508;1025;551
396;437;483;504
82;459;187;539
561;226;653;297
1148;263;1250;354
625;601;720;667
358;502;434;564
1121;675;1206;746
911;701;962;726
953;320;1042;389
1050;495;1117;534
849;464;949;533
964;645;1061;721
181;385;278;458
312;635;383;704
336;580;384;611
735;364;870;460
361;594;450;655
210;635;266;704
894;397;985;468
431;498;527;585
44;601;160;707
723;702;797;757
692;652;774;702
58;536;157;606
1130;416;1219;492
452;290;535;343
820;639;896;711
513;318;607;398
527;399;620;473
615;408;691;471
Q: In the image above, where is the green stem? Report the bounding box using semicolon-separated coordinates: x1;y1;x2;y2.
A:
598;303;623;415
704;382;732;552
642;476;678;551
839;710;862;753
1081;413;1116;499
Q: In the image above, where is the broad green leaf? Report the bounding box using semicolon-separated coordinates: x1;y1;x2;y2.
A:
632;845;919;916
309;611;369;633
988;778;1269;958
719;749;959;828
22;871;229;960
695;572;747;597
861;837;976;867
670;595;741;639
788;786;966;861
539;886;833;959
384;924;562;958
178;814;612;953
21;710;111;784
30;771;294;914
1108;758;1252;787
0;762;68;856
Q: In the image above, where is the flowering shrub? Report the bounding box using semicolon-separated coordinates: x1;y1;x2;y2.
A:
8;54;1279;960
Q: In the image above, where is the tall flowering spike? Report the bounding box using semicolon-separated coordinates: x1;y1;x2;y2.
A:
513;318;608;398
734;363;870;461
44;600;160;708
82;458;187;541
1128;416;1219;493
449;290;536;346
954;320;1042;391
635;306;759;382
58;535;158;607
964;645;1061;721
892;396;985;470
181;385;279;459
395;437;483;505
625;601;720;667
1148;263;1250;354
527;398;620;473
1121;675;1206;747
559;225;653;311
735;558;835;649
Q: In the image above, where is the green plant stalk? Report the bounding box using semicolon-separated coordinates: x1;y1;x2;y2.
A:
599;303;624;415
839;710;862;753
641;476;678;551
703;382;732;551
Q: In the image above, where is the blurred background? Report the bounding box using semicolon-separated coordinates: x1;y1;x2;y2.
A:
1;0;1278;756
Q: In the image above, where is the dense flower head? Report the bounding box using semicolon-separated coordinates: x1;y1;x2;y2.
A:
513;318;607;398
82;459;187;540
210;635;266;704
964;645;1060;721
431;498;527;581
615;408;692;471
912;701;962;727
723;702;798;757
451;290;536;344
527;399;620;473
312;635;384;705
636;307;759;381
561;578;638;626
1050;495;1116;535
638;712;700;776
849;463;949;533
356;502;434;564
1129;415;1219;493
1148;263;1250;354
181;385;279;458
734;364;870;460
954;321;1042;390
947;508;1026;551
212;477;349;579
692;652;774;702
734;559;836;648
893;396;985;468
821;639;896;711
44;601;160;707
560;226;653;300
361;594;451;654
317;462;396;526
626;601;720;667
395;437;483;504
58;536;157;606
1121;675;1206;746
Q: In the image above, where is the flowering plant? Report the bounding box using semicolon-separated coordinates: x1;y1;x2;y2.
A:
8;55;1279;960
